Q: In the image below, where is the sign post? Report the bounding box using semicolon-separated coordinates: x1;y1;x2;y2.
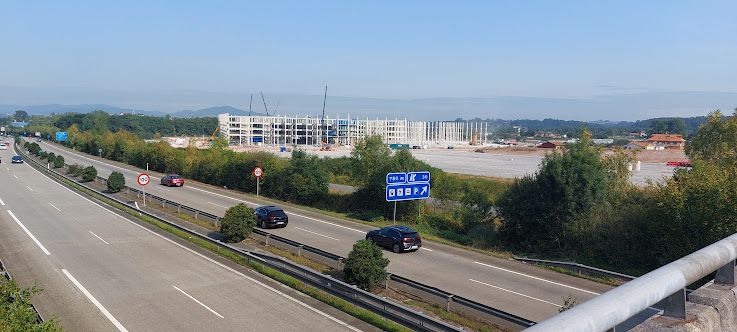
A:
253;167;263;196
386;171;431;225
138;173;150;206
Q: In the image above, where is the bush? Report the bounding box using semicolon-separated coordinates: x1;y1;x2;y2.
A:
53;155;64;168
219;203;256;243
81;166;97;182
46;152;56;162
67;164;83;176
38;151;47;159
343;239;389;290
107;171;125;193
0;278;61;331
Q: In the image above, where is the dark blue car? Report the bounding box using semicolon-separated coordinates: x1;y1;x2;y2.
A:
11;156;23;163
366;226;422;253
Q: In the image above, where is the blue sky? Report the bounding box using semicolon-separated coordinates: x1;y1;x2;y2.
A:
0;1;736;118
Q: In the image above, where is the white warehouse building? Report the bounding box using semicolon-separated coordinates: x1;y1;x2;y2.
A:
218;113;489;146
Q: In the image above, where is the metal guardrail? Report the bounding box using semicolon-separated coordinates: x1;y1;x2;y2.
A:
513;256;636;282
0;257;45;323
526;233;737;331
17;144;462;332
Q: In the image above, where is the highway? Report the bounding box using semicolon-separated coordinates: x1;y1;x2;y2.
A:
37;139;612;322
0;143;363;331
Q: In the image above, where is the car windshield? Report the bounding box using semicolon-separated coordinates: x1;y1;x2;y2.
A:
170;175;181;179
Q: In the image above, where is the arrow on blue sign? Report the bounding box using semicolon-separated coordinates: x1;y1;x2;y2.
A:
386;183;430;202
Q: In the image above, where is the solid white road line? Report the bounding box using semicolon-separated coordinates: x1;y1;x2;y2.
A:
468;279;562;308
473;261;600;295
172;285;224;318
207;201;228;209
48;203;62;212
0;198;5;206
89;231;110;245
62;269;129;332
20;149;361;332
7;210;50;255
295;227;340;241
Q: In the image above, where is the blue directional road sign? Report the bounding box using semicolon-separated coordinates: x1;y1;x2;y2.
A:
386;172;408;185
55;131;68;141
407;171;430;183
386;183;430;202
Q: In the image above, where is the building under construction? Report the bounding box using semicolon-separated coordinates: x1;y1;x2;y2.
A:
218;113;490;146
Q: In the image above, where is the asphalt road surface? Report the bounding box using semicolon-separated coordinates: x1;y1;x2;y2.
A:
0;143;363;332
37;139;612;322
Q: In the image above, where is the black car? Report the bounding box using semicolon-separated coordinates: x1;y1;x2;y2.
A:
254;206;289;229
366;226;422;253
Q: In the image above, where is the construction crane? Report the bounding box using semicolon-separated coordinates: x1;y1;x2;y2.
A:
319;85;332;151
209;127;220;141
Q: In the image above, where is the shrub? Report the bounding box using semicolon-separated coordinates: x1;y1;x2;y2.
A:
81;166;97;182
38;151;47;158
343;239;389;290
67;163;83;176
0;278;61;331
107;171;125;193
53;155;64;168
46;152;56;162
219;203;256;243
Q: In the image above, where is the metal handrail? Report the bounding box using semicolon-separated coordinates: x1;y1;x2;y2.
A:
526;234;737;331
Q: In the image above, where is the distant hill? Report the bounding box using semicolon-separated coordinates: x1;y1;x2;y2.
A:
0;104;266;118
170;106;265;118
0;104;166;117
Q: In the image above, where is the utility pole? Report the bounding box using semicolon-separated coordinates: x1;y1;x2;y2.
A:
321;85;327;145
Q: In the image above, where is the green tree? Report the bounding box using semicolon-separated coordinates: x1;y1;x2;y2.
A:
81;166;97;182
53;155;64;168
107;171;126;193
46;152;56;163
498;129;611;250
283;150;329;204
0;279;61;331
343;239;389;290
686;110;737;165
13;110;29;122
219;203;256;243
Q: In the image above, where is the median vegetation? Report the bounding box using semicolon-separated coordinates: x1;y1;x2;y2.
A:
0;278;60;331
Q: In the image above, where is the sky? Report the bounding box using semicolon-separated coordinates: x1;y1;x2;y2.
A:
1;1;736;119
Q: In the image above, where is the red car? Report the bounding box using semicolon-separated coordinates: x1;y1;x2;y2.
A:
161;174;184;187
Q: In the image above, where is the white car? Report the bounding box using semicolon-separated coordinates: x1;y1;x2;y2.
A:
0;144;7;150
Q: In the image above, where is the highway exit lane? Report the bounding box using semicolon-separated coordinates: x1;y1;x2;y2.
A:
37;139;612;322
1;145;360;331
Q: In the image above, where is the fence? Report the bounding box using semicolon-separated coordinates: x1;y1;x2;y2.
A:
21;142;537;331
17;144;463;332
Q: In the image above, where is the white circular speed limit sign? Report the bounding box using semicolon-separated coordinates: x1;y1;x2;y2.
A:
137;173;150;186
253;167;263;178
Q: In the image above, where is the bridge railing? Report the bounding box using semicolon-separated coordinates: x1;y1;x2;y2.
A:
526;234;737;331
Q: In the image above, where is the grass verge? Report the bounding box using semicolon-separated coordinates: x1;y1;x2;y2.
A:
25;158;413;332
406;300;504;332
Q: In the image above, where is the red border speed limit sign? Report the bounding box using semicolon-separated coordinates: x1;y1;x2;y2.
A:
253;167;263;178
137;173;150;186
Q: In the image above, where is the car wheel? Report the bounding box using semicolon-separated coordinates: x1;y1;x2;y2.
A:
260;220;266;229
392;243;401;253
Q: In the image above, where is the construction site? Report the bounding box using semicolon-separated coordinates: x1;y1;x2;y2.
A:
218;113;490;148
